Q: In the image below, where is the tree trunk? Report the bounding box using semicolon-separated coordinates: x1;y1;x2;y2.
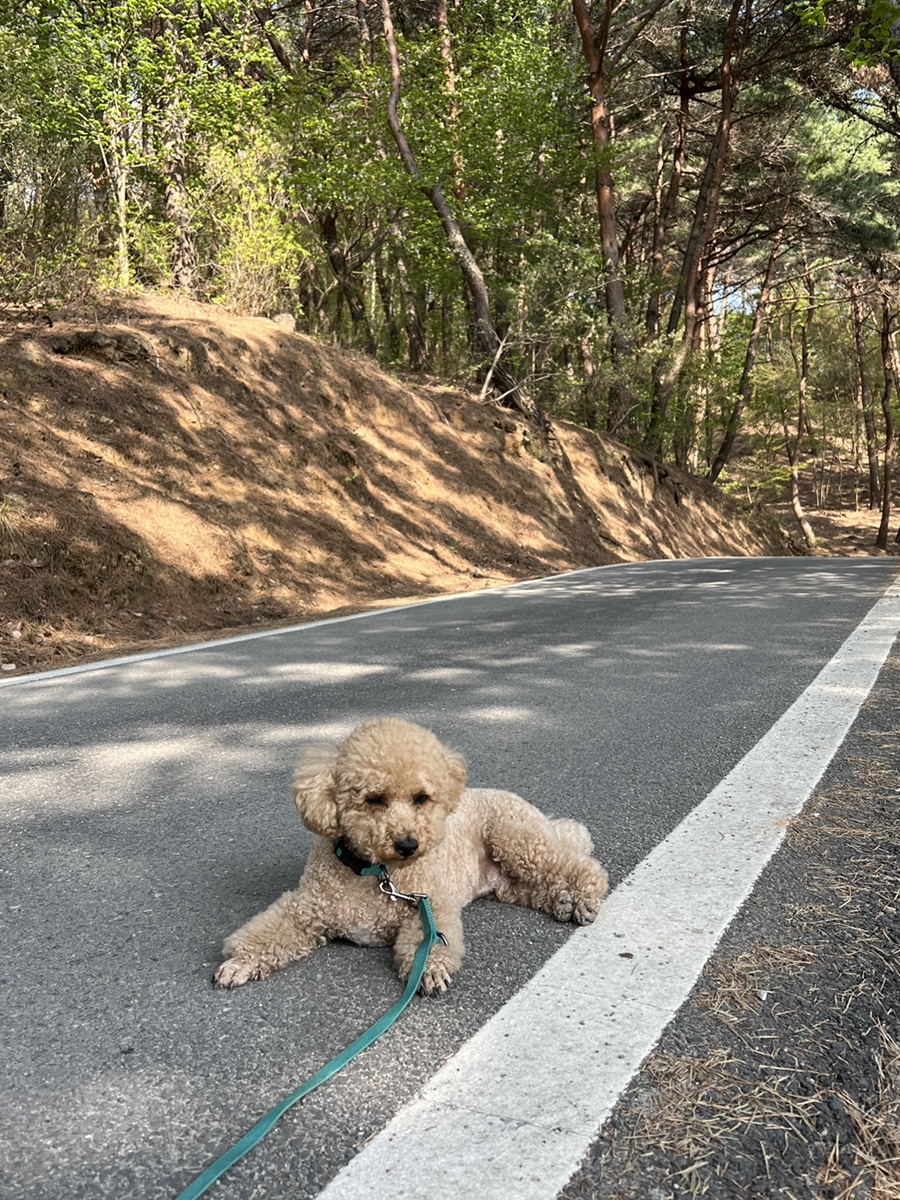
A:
112;152;129;289
390;231;427;370
318;210;377;354
647;0;741;450
666;0;741;342
646;10;689;341
668;107;732;346
784;272;817;551
709;220;785;482
252;5;296;75
440;294;453;371
436;0;464;199
850;280;882;507
374;247;402;362
161;109;199;294
877;298;896;549
156;16;200;295
571;0;632;436
356;0;373;64
100;113;130;290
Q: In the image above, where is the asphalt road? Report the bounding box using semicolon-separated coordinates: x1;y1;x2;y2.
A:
2;556;898;1200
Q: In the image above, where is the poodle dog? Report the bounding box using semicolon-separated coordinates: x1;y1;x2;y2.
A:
214;718;608;995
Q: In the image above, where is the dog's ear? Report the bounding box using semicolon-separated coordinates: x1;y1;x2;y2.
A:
443;746;468;807
292;744;340;837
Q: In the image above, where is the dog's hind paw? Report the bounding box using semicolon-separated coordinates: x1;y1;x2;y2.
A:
572;865;609;925
573;895;602;925
552;877;607;925
214;956;265;989
549;887;576;922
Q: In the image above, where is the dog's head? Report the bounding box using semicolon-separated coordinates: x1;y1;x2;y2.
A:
292;718;467;866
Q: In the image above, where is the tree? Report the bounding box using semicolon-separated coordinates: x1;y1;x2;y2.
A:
5;0;900;522
876;289;898;547
782;259;818;549
379;0;526;408
708;213;787;482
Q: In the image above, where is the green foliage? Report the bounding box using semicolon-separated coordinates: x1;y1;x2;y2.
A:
798;105;900;258
794;0;900;61
2;0;898;500
203;131;308;314
0;227;100;311
0;0;278;291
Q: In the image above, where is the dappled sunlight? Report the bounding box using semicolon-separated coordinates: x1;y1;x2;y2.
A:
262;661;392;683
476;656;542;669
5;558;894;722
5;558;899;1200
460;705;536;722
3;658;257;712
93;492;234;577
545;642;604;657
2;727;286;823
466;683;527;700
618;642;752;656
251;719;358;743
0;295;786;677
408;666;482;682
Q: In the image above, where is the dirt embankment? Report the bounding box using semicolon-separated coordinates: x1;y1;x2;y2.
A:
0;293;785;676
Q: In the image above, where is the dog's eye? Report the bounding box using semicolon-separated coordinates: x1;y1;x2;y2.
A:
365;794;387;807
412;793;430;807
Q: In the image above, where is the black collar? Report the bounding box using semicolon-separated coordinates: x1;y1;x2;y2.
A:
333;838;379;877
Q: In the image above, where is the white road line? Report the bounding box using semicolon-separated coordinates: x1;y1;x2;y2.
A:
318;579;900;1200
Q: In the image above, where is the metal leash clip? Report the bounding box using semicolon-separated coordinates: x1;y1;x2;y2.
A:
375;867;448;944
375;867;426;907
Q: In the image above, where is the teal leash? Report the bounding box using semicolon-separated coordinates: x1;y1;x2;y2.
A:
175;865;442;1200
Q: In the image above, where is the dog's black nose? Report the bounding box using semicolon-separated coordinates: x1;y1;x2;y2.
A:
394;837;419;858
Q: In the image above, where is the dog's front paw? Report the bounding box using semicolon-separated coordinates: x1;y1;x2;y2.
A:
400;942;459;996
214;956;266;989
420;955;454;996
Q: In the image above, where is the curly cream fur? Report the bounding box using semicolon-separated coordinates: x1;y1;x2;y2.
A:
215;717;609;995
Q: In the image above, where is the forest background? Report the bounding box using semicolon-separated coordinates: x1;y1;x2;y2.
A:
3;0;900;557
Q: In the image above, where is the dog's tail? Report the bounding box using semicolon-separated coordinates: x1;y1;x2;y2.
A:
551;817;594;856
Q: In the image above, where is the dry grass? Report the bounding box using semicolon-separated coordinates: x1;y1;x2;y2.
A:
695;944;818;1026
843;1028;900;1198
624;1047;827;1168
607;986;900;1199
818;1028;900;1200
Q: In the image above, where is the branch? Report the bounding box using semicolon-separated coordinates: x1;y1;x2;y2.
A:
252;5;296;75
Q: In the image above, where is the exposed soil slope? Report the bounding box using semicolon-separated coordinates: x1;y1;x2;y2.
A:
1;293;785;676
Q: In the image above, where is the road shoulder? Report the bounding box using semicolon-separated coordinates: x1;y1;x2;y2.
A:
560;644;900;1199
